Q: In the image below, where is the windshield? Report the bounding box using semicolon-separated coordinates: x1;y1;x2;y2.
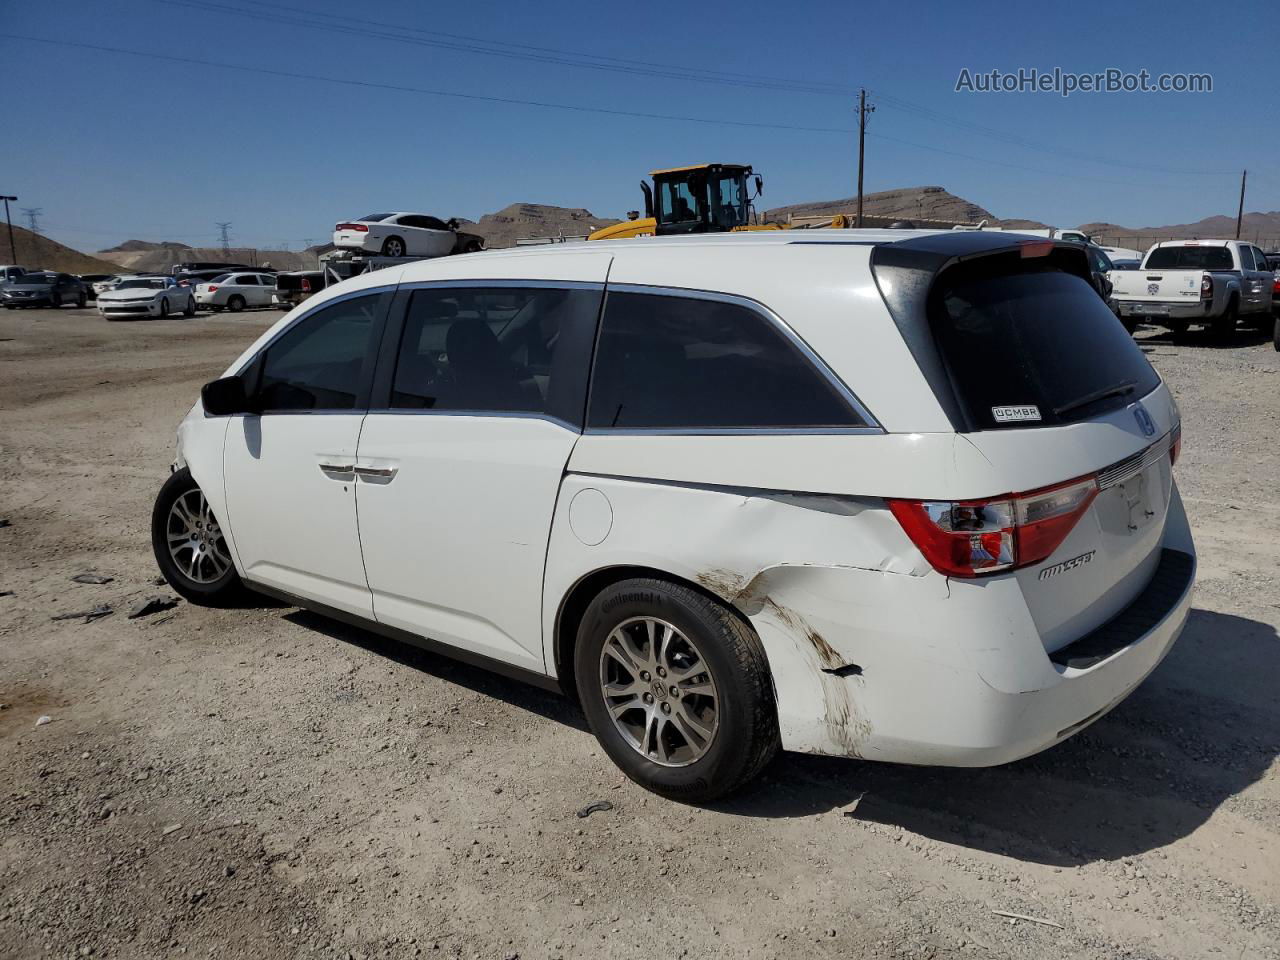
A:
19;274;54;284
929;262;1161;429
709;172;748;229
359;213;393;222
1144;246;1234;270
117;278;167;290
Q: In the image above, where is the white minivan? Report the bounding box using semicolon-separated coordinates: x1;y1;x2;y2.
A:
152;230;1195;801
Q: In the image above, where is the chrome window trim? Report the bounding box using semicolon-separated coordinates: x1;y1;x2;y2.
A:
231;285;395;376
395;278;606;293
583;426;883;437
364;408;580;433
591;283;883;434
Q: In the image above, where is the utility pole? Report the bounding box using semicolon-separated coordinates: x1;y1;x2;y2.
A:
21;208;42;263
855;89;875;228
1234;170;1247;240
216;221;232;253
0;195;16;264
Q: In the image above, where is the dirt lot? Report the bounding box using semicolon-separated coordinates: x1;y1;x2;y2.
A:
1;306;1277;960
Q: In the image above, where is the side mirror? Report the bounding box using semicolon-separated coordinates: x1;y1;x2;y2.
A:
201;375;254;417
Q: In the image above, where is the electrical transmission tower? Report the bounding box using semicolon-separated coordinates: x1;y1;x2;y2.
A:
21;208;43;262
216;222;232;253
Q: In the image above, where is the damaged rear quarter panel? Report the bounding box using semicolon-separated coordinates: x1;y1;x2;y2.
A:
543;473;980;757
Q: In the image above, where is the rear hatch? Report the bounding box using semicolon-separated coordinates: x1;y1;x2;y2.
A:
873;237;1181;651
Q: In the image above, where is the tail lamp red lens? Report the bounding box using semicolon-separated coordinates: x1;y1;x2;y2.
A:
207;285;218;292
301;278;311;292
1200;275;1212;299
336;222;369;232
888;475;1100;578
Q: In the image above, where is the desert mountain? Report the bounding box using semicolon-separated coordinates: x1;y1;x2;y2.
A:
1079;211;1280;243
467;204;620;248
2;225;123;275
764;186;997;226
97;244;324;273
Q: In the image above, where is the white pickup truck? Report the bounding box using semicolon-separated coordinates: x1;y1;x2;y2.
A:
1110;239;1274;338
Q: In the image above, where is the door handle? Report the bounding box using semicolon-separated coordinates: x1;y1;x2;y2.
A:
318;462;355;478
353;465;398;480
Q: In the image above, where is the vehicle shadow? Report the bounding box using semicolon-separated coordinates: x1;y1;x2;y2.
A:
1136;324;1272;350
720;608;1279;866
282;609;587;732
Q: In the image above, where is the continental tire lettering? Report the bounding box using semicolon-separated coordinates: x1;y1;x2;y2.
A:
602;591;658;613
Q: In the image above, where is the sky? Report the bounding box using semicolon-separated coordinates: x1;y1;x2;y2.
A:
1;0;1277;253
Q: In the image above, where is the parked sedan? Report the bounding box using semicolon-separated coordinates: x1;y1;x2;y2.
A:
194;272;277;312
332;212;461;258
78;273;117;300
97;276;195;320
1;272;87;308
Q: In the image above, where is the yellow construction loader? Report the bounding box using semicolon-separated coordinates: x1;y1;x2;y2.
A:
588;163;784;241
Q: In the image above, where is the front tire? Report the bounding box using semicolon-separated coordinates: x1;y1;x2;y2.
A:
1273;314;1280;352
50;293;61;308
151;468;244;606
158;297;169;319
574;578;779;803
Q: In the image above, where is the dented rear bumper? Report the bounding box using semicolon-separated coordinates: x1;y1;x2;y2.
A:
756;486;1195;764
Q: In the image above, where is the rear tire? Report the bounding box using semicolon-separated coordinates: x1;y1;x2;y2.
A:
227;295;245;313
574;578;779;803
183;297;196;317
50;293;61;308
1273;314;1280;352
1121;315;1137;335
1211;299;1238;342
76;292;87;308
381;236;406;258
1168;318;1190;341
151;468;244;606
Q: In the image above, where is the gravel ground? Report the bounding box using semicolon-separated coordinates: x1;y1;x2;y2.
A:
1;307;1277;960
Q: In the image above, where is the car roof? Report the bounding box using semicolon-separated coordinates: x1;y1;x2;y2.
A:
1151;238;1232;247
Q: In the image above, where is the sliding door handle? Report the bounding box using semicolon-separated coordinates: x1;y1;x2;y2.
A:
353;465;398;480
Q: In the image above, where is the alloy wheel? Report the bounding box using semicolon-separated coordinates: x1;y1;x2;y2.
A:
598;616;720;767
166;489;232;584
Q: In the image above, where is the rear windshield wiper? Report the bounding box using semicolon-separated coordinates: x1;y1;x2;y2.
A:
1053;379;1137;417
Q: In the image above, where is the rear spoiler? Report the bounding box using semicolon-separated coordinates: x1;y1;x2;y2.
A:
870;233;1095;432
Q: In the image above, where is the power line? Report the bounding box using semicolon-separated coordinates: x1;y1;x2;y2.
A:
0;35;853;135
152;0;851;97
151;0;1238;179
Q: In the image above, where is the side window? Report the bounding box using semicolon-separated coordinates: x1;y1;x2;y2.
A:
1238;246;1255;270
388;285;601;423
420;215;449;231
397;215;425;228
1254;248;1270;272
235;275;258;286
587;292;863;430
255;294;384;412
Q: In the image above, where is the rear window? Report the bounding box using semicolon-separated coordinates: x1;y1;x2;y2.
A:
930;264;1160;429
1144;246;1233;270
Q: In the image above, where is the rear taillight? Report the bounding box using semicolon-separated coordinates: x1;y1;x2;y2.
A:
1200;274;1212;299
336;222;369;232
888;474;1099;578
301;278;311;292
207;285;218;292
